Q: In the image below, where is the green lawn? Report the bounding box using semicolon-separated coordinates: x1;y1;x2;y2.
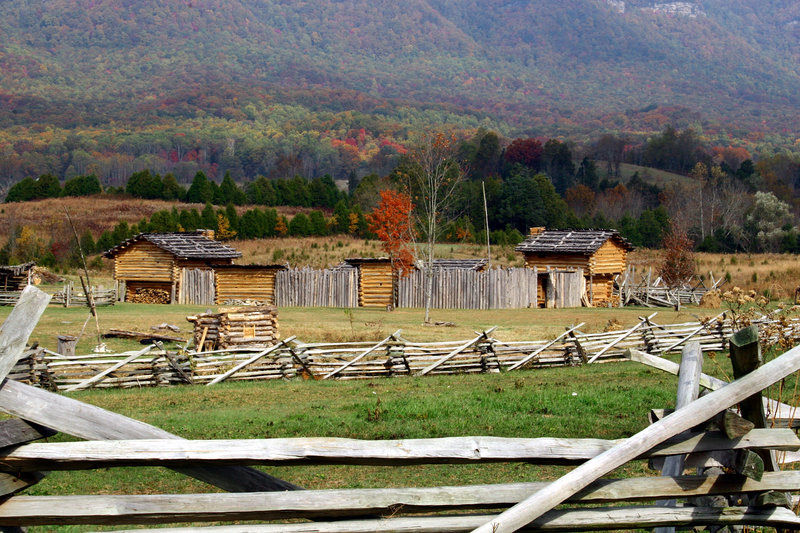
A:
27;361;682;531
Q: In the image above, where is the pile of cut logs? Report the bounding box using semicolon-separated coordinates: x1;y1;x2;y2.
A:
128;288;170;304
187;305;279;350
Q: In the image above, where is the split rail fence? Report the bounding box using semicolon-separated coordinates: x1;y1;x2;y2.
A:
617;266;723;308
17;310;800;390
2;286;800;531
0;283;115;307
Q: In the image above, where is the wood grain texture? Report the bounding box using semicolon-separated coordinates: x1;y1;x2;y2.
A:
0;285;51;381
654;342;702;533
3;473;800;526
470;341;800;533
1;429;797;470
93;506;800;532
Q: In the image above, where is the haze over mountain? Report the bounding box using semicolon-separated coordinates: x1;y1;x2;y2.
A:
0;0;798;151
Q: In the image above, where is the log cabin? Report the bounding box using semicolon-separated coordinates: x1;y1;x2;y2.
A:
0;262;35;291
342;258;394;308
515;227;633;306
103;230;241;303
212;264;287;305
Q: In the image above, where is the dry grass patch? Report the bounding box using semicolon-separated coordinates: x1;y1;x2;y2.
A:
628;249;800;300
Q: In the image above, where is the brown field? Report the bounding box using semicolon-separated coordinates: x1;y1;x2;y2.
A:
0;195;312;248
4;196;800;302
630;249;800;300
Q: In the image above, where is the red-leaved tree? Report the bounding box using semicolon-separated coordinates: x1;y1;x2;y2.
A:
367;189;415;274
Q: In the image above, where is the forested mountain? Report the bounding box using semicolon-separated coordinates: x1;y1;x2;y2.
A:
0;0;798;189
2;0;798;127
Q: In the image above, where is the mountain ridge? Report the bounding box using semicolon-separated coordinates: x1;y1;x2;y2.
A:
0;0;798;151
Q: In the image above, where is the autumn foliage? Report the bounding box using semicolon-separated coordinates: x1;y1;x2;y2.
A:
367;189;415;274
660;222;696;288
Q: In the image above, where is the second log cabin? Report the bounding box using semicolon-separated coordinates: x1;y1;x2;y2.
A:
515;227;633;306
103;230;241;304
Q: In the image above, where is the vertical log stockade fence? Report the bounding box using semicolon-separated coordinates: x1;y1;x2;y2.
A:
2;286;800;531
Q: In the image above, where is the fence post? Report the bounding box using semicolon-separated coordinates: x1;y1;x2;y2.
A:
56;335;78;358
654;341;702;533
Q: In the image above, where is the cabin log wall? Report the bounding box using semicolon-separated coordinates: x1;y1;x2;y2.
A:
215;268;280;305
358;263;394;308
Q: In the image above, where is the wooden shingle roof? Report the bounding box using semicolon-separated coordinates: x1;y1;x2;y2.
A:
428;259;488;270
0;262;36;276
515;229;633;255
103;231;242;260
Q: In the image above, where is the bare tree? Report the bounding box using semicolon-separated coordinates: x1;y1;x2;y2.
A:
404;132;464;324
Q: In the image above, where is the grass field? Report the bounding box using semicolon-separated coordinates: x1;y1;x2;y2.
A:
21;345;800;532
3;289;799;531
3;298;727;355
23;361;686;531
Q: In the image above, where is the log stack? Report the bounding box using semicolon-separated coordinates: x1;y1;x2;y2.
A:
128;288;170;304
187;305;279;350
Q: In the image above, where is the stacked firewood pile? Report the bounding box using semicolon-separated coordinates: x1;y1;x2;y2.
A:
187;305;279;350
128;288;170;304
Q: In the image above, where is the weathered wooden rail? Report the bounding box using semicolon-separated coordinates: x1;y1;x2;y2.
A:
1;286;800;531
0;284;116;307
15;312;800;390
616;266;722;308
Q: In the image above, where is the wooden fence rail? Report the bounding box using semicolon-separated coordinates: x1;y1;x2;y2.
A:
0;285;116;307
2;286;800;531
16;312;800;390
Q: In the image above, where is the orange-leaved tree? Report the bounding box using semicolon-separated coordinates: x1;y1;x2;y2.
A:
367;189;415;275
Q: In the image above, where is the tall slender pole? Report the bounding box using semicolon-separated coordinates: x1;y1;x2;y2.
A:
64;207;101;346
482;181;490;267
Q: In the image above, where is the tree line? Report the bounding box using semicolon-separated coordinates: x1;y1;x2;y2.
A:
3;125;800;270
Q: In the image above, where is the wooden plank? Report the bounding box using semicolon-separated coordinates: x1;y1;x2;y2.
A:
2;429;797;470
0;419;55;498
729;325;782;478
206;337;296;386
626;348;799;426
586;313;654;363
63;344;156;392
417;327;497;376
4;472;800;526
469;340;800;533
323;330;401;380
654;341;702;533
0;379;300;492
0;418;56;447
0;285;51;381
507;324;583;371
91;506;800;532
